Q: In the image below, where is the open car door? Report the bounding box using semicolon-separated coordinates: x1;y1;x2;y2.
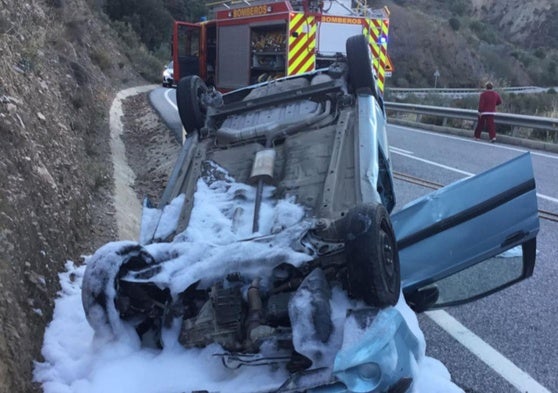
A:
172;22;201;82
393;153;539;312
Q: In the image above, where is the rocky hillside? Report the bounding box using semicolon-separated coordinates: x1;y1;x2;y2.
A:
0;0;556;392
383;0;558;87
0;0;143;392
469;0;555;46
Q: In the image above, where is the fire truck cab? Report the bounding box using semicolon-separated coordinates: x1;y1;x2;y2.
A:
172;0;391;93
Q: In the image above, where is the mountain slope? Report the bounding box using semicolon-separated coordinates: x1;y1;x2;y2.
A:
382;0;558;87
0;1;143;392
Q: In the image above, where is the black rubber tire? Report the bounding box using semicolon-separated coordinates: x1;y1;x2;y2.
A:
81;242;158;339
344;203;401;307
176;75;208;134
345;34;376;96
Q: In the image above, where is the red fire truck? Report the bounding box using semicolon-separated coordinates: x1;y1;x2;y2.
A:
172;0;392;93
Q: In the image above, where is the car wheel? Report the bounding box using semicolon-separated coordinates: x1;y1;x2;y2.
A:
176;75;208;134
345;34;377;97
344;203;400;307
81;242;160;340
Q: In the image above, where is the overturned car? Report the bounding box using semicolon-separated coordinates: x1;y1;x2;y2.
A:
82;35;539;393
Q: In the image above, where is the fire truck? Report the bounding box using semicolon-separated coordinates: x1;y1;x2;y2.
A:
172;0;392;94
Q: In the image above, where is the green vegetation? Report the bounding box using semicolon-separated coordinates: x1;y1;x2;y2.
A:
449;17;460;31
92;0;208;82
387;90;558;118
469;21;499;44
86;0;558;88
104;0;172;51
509;48;558;86
103;0;207;51
534;48;546;60
90;49;112;72
448;0;471;16
110;20;164;82
386;90;558;142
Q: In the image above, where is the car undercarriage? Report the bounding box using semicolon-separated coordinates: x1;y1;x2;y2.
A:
81;35;539;393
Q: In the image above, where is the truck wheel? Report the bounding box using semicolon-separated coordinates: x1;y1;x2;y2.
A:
344;203;400;307
345;34;377;96
176;75;208;134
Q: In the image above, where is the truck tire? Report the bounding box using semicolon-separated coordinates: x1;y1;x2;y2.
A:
344;203;400;307
346;34;377;97
176;75;208;134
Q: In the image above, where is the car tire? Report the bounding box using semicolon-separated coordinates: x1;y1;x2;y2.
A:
344;203;400;307
176;75;208;134
345;34;377;97
81;242;159;340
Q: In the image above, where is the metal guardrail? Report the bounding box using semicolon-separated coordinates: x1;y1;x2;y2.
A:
386;86;552;99
384;102;558;143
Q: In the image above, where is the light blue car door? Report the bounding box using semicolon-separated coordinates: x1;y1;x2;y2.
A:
391;152;539;310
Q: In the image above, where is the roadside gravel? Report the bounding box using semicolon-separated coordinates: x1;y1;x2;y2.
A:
116;88;181;240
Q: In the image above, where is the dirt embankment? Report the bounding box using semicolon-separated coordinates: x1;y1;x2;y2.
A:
1;79;178;392
0;1;150;391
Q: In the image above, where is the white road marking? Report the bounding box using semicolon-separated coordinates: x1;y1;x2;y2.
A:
163;88;186;143
390;149;474;176
390;124;558;160
390;146;414;155
537;193;558;203
388;129;554;391
426;310;553;393
389;148;558;204
164;88;178;111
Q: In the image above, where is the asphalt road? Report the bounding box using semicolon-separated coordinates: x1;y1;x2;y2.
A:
387;124;558;393
149;87;183;143
152;86;558;393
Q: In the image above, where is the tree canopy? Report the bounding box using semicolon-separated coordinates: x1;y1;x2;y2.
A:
104;0;207;51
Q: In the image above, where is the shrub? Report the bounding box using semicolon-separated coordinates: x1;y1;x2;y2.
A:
470;21;499;44
65;20;86;44
534;48;546;59
547;61;557;75
449;17;460;31
449;0;470;16
394;77;410;88
90;49;112;72
47;0;64;8
69;61;89;86
111;20;162;82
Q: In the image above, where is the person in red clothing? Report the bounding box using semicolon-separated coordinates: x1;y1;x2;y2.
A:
474;81;502;142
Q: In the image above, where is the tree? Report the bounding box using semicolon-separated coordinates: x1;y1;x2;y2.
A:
449;17;460;31
103;0;207;52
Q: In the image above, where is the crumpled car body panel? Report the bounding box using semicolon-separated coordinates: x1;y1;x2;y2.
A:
82;38;540;392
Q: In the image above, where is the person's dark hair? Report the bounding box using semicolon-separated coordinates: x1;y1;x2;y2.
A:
485;81;493;89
